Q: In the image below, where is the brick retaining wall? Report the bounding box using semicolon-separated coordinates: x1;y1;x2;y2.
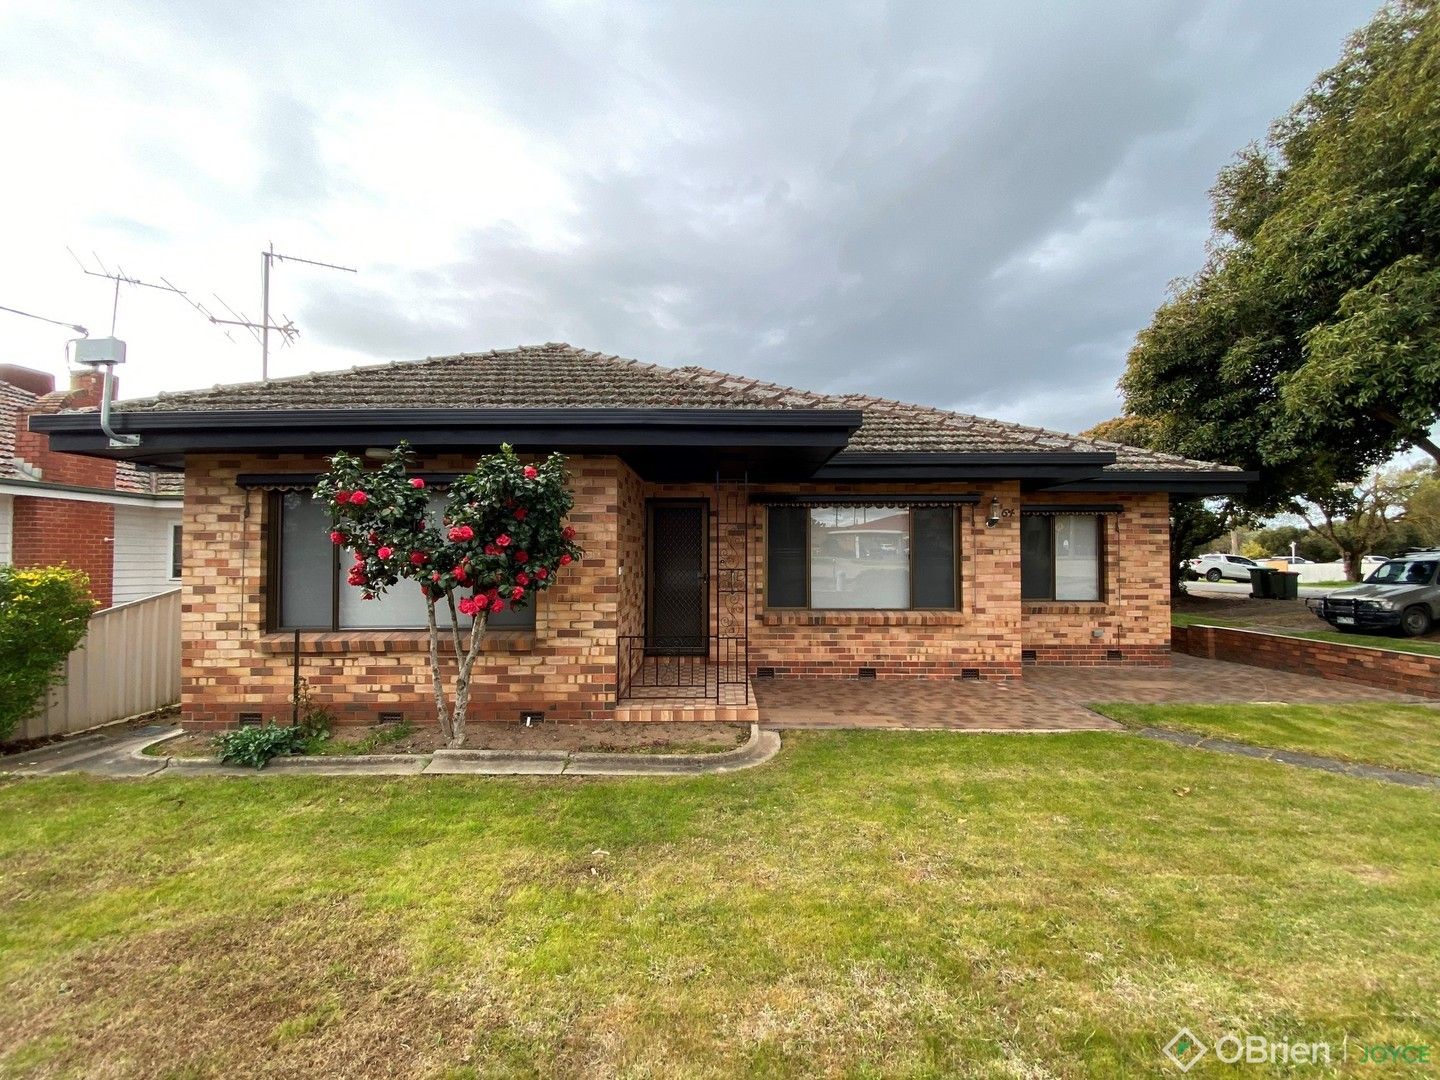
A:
1172;624;1440;699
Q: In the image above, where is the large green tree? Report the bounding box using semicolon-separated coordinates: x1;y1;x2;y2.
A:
1119;1;1440;512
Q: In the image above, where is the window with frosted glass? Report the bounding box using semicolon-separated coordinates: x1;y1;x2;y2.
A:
272;491;536;630
1020;513;1102;602
766;504;958;609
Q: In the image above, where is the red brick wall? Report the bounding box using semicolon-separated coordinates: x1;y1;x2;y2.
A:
14;372;116;490
180;452;626;729
1019;492;1171;665
1172;624;1440;698
178;452;1176;728
10;495;115;608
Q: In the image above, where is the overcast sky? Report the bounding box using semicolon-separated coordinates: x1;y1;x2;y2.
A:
0;0;1380;433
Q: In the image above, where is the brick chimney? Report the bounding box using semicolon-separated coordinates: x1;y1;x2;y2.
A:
0;364;56;396
63;368;107;410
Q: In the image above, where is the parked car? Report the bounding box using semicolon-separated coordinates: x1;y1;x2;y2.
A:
1309;555;1439;637
1187;553;1262;583
1362;554;1390;567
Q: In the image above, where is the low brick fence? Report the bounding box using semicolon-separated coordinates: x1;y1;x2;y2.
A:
1172;624;1440;699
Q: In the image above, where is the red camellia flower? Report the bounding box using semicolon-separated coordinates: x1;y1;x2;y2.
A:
490;598;505;612
409;551;426;566
536;567;549;580
513;508;527;521
514;549;529;564
410;477;426;488
495;533;512;547
515;571;530;586
353;550;365;563
431;571;441;582
447;525;476;542
335;489;352;504
349;490;369;505
454;567;468;584
484;543;499;556
377;546;394;560
329;530;345;544
457;595;480;617
511;585;525;600
559;553;573;565
523;465;538;479
562;526;576;540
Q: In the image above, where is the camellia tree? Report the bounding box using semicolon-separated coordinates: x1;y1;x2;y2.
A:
316;442;582;746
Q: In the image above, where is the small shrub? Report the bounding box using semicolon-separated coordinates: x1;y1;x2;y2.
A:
0;566;95;742
338;719;416;755
214;723;310;769
292;679;335;750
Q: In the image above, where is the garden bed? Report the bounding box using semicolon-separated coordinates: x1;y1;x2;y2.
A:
152;720;751;760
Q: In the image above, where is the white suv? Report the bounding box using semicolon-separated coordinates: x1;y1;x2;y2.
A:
1187;553;1261;582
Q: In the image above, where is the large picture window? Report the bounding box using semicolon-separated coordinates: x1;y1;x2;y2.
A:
1021;513;1103;601
766;504;958;609
270;491;536;631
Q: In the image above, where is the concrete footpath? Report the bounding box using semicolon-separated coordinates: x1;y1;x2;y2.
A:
1;723;781;779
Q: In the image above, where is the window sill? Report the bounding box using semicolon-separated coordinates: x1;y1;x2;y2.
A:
258;630;537;655
760;610;967;627
1022;602;1110;615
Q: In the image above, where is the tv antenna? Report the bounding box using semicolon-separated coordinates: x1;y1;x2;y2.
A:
0;303;89;337
258;244;356;380
67;248;187;336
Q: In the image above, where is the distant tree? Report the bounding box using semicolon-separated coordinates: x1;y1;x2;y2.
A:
1117;1;1440;513
1294;468;1421;580
1398;466;1440;548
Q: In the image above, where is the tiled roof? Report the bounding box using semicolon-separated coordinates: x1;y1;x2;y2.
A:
0;381;38;481
110;342;1234;473
114;462;185;496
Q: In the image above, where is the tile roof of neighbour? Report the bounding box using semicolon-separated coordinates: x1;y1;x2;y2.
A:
0;381;38;479
114;462;185;496
108;342;1234;473
0;378;183;494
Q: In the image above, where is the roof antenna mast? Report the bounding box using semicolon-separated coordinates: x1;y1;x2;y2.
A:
258;243;356;381
67;248;185;335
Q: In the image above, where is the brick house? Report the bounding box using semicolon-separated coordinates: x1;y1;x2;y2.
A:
33;343;1247;728
2;364;183;608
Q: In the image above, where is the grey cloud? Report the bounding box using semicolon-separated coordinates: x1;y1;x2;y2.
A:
25;0;1382;432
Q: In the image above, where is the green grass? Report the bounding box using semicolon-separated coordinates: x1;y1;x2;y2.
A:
1;733;1438;1077
1097;702;1440;776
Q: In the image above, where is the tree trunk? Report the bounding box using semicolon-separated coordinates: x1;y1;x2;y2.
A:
1344;550;1364;581
424;597;454;741
449;610;488;748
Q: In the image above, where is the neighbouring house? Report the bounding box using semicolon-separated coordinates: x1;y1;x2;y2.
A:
2;364;183;608
32;343;1248;728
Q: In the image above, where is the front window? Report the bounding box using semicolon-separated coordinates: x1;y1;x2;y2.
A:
1365;559;1436;586
271;491;536;631
766;504;958;609
1021;514;1103;601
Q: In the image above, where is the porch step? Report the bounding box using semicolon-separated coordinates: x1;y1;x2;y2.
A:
613;698;760;725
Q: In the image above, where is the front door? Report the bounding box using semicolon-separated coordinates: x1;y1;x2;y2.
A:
646;500;708;655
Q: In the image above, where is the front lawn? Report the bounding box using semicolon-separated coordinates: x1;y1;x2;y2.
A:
1098;702;1440;776
2;732;1438;1076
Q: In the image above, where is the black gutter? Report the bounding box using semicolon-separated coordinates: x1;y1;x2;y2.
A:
32;407;866;434
1039;470;1257;495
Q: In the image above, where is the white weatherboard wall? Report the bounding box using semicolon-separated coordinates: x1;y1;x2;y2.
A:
111;504;182;605
0;493;11;564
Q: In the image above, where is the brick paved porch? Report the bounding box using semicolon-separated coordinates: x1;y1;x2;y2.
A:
755;653;1432;731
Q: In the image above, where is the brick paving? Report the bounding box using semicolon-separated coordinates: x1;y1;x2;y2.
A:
755;653;1432;731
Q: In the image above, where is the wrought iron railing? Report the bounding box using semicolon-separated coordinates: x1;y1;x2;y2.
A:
616;635;749;704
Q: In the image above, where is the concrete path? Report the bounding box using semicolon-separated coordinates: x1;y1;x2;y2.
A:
1135;726;1440;789
1;724;781;780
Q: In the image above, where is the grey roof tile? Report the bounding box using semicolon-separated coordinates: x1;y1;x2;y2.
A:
105;342;1234;473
